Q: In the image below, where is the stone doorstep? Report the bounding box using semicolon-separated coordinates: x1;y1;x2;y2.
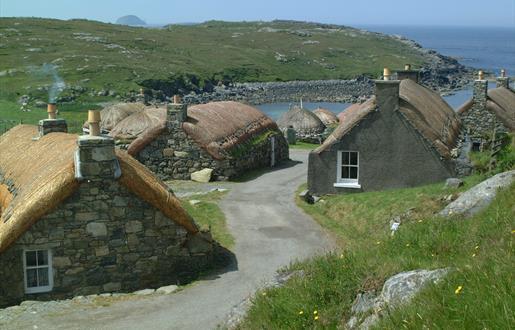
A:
1;284;182;311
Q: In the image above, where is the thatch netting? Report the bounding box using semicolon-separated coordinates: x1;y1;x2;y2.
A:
487;87;515;130
82;103;146;131
183;101;278;160
315;97;376;154
109;106;167;140
313;107;339;126
398;79;460;158
0;125;198;254
277;106;326;134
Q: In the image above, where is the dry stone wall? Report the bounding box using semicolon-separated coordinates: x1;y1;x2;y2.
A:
0;180;215;308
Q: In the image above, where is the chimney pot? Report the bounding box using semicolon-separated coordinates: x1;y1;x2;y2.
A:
478;70;484;80
47;103;57;120
173;95;181;104
88;110;101;136
501;69;506;78
383;67;391;81
404;64;411;71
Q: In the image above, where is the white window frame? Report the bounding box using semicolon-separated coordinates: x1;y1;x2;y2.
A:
334;150;361;189
23;249;53;294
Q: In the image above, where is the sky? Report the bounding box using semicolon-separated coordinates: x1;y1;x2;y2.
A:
0;0;514;27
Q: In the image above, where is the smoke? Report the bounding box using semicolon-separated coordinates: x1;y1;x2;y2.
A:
40;63;66;103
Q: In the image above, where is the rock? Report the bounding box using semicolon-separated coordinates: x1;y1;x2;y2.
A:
52;257;72;268
86;222;107;237
133;289;155;295
191;168;213;183
156;285;179;294
125;220;143;233
346;268;449;329
440;170;515;217
298;190;309;198
445;178;463;188
189;200;201;206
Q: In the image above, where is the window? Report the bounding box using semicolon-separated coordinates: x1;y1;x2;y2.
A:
334;151;361;188
23;249;53;294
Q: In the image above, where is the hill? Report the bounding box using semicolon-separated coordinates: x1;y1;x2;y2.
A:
0;18;439;103
115;15;147;26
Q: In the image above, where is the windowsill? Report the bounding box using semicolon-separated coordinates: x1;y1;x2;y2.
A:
25;286;53;294
333;182;361;189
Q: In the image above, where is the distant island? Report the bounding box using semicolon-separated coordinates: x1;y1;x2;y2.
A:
116;15;146;26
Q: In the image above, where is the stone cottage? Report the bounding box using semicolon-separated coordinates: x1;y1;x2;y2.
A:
101;99;289;181
0;113;217;308
457;70;515;151
308;70;460;195
277;105;326;143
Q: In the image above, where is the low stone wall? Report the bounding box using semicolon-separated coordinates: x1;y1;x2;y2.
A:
0;180;215;308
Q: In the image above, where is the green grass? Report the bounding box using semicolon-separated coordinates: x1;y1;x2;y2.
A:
181;191;234;249
288;142;320;150
238;175;515;329
0;18;427;103
0;99;101;133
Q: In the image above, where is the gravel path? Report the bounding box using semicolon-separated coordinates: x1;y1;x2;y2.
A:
1;150;334;330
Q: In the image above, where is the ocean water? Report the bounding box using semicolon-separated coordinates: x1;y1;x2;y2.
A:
257;25;515;118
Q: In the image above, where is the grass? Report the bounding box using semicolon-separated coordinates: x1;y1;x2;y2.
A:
0;18;428;103
288;142;320;150
181;191;235;249
238;175;515;329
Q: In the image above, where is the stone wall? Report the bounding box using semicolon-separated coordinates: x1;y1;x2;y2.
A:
136;104;289;181
460;80;508;139
0;180;215;308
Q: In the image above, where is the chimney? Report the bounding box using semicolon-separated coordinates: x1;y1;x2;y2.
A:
396;64;419;83
37;103;68;137
74;110;121;181
167;95;187;129
375;67;400;113
383;67;391;81
496;69;510;88
473;70;488;108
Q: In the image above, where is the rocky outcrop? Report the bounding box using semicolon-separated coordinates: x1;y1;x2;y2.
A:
439;170;515;217
346;268;450;329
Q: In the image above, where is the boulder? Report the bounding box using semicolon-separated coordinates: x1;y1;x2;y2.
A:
346;268;449;329
445;178;463;188
133;289;155;295
156;285;179;294
440;170;515;217
191;168;213;183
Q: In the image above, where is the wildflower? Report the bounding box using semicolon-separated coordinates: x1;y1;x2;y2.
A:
340;254;344;259
314;316;319;321
313;310;318;315
262;292;267;296
455;286;463;294
298;310;304;315
406;243;410;247
475;245;479;250
418;220;423;223
431;253;435;257
376;241;381;245
472;253;476;257
512;229;515;234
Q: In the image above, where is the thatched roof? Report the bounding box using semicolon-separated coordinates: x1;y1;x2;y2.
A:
0;125;199;254
316;79;460;159
313;108;339;126
108;101;279;160
457;87;515;131
277;106;326;134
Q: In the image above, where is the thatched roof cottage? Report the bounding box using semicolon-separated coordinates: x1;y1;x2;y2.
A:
277;105;326;143
308;70;460;195
98;99;289;181
313;107;339;126
457;70;515;150
0;116;217;307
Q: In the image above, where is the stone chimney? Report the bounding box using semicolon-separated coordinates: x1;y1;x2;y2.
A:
74;110;121;181
472;70;488;109
167;95;187;129
396;64;419;83
38;103;68;137
375;67;400;113
496;69;510;88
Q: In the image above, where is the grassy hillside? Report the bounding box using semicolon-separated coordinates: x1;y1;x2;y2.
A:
0;18;427;103
238;174;515;329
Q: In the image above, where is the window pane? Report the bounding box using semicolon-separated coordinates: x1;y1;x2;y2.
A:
26;269;38;288
38;268;49;286
342;152;350;165
350;152;358;166
26;251;37;267
350;167;358;179
342;166;349;179
37;250;48;266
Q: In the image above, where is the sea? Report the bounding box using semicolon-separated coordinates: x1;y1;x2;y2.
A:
256;25;515;120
